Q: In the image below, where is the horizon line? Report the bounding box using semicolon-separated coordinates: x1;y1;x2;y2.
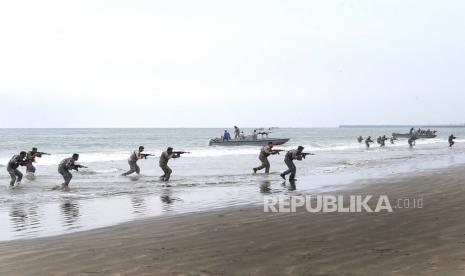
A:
1;124;465;129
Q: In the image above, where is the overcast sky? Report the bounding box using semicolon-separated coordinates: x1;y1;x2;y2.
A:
1;0;464;127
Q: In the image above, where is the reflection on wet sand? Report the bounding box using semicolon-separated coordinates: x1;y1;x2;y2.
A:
10;203;27;232
161;188;174;212
60;200;80;229
1;175;310;241
281;180;297;191
161;188;184;212
131;196;147;215
9;203;42;234
259;181;271;194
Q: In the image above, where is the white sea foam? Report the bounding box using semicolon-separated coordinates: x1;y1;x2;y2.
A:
0;137;455;166
1;127;465;241
0;152;129;166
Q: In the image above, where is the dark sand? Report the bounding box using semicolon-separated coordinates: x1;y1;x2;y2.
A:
2;166;465;275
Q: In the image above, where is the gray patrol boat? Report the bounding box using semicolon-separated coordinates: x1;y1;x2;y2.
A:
209;132;290;146
392;129;437;139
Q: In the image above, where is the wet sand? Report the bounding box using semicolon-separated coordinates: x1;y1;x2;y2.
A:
2;166;465;275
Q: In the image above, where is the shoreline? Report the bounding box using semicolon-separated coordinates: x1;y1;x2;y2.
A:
1;163;461;242
2;165;465;275
2;127;465;242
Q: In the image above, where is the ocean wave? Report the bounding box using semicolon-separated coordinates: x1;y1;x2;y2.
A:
77;170;97;175
0;152;130;166
0;138;455;166
94;168;121;174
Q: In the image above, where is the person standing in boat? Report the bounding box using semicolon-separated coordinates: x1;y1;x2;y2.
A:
253;142;278;174
449;134;457;147
252;130;258;140
234;126;241;139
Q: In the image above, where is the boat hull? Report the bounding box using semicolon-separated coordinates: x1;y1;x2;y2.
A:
209;138;290;146
392;133;437;139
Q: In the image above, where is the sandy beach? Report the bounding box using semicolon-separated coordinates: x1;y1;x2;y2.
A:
2;0;463;274
2;166;465;275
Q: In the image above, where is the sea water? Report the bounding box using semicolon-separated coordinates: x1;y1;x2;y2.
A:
1;127;464;240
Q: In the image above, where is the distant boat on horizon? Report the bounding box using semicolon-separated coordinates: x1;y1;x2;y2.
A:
339;124;465;128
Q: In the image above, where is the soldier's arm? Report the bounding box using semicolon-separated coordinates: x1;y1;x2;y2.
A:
67;160;75;170
16;157;24;165
291;152;302;161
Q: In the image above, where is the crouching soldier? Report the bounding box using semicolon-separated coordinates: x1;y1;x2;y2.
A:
280;146;310;181
159;147;181;181
253;142;280;174
58;153;86;189
7;151;27;187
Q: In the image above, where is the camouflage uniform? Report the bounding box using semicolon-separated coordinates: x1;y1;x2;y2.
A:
58;157;75;187
159;151;178;181
254;145;273;173
282;150;302;180
7;155;24;186
122;150;143;176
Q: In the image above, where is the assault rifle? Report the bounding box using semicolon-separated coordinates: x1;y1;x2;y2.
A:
300;152;315;159
173;151;190;155
73;164;88;171
27;152;51;163
141;153;155;159
271;149;285;155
